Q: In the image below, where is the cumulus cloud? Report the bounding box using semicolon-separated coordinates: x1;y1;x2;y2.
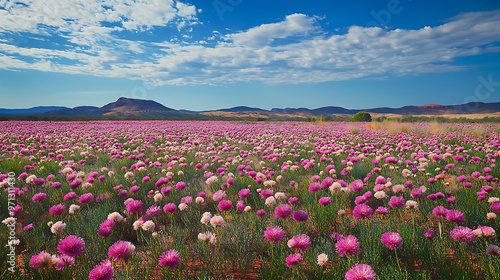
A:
0;5;499;86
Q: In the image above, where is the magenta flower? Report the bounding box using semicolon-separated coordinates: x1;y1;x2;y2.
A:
264;226;285;244
424;230;435;239
108;241;136;262
352;204;372;220
49;204;65;216
24;224;34;231
32;193;47;202
345;264;377;280
163;203;176;213
335;235;361;257
238;188;251;198
432;206;448;217
236;200;246;211
89;260;113;280
319;197;331;206
260;189;273;198
292;210;309;222
175;181;186;189
127;200;143;214
446;210;465;223
97;227;112;238
64;192;77;200
450;226;476;243
30;251;56;270
34;178;45;186
491;202;500;213
388;196;405;208
308;183;321;192
321;177;334;188
78;193;93;204
375;206;389;215
69;179;82;189
351;179;364;192
218;200;233;211
288;197;298;204
380;232;403;250
57;235;85;257
159;249;180;269
146;205;162;216
285;253;303;267
287;234;311;252
274;204;293;219
55;255;75;271
257;209;266;216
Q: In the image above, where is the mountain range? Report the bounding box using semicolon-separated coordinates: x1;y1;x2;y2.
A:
1;97;500;118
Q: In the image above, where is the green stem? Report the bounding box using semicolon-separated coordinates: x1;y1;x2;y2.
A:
395;248;401;274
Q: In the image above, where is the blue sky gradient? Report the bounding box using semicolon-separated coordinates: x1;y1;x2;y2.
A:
1;0;500;110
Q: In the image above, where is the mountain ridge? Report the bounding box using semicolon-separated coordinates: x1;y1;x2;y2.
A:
2;97;500;118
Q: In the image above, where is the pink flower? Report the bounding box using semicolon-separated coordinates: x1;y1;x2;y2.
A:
218;200;233;211
287;234;311;252
335;235;361;257
30;251;58;270
274;204;293;219
49;204;65;216
432;206;448;217
55;255;75;270
89;260;113;280
264;226;285;244
32;193;47;202
351;179;364;192
236;200;246;211
446;210;465;223
108;241;136;262
64;192;77;200
380;232;403;250
239;188;251;198
146;205;162;216
308;183;321;192
175;181;186;189
352;204;372;220
57;235;85;257
319;197;331;206
285;253;303;267
126;200;143;214
78;193;93;204
375;206;389;215
257;209;266;216
163;203;176;213
345;264;377;280
159;249;180;269
491;202;500;213
450;226;476;243
388;196;405;208
213;190;227;201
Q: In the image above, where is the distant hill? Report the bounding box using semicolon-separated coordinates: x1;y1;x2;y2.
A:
41;97;191;118
0;106;69;115
3;97;500;119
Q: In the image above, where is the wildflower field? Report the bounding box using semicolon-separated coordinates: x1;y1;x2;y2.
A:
1;120;500;280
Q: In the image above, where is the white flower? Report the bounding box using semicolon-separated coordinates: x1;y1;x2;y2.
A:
141;220;155;232
265;196;276;206
50;221;66;234
69;204;80;214
2;217;15;225
108;212;124;222
133;220;144;231
178;203;188;211
317;253;328;266
154;193;163;202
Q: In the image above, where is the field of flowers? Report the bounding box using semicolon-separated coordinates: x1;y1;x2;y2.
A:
1;120;500;280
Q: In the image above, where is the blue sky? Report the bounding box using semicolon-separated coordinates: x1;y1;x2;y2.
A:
1;0;500;110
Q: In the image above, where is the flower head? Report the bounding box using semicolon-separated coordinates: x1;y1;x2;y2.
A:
89;260;113;280
335;235;361;257
450;226;476;243
345;264;377;280
380;232;403;250
264;226;285;244
57;235;85;257
285;253;303;267
274;204;293;219
159;249;180;269
108;241;136;262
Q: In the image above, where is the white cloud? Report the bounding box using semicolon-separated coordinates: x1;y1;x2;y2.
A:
0;7;499;86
